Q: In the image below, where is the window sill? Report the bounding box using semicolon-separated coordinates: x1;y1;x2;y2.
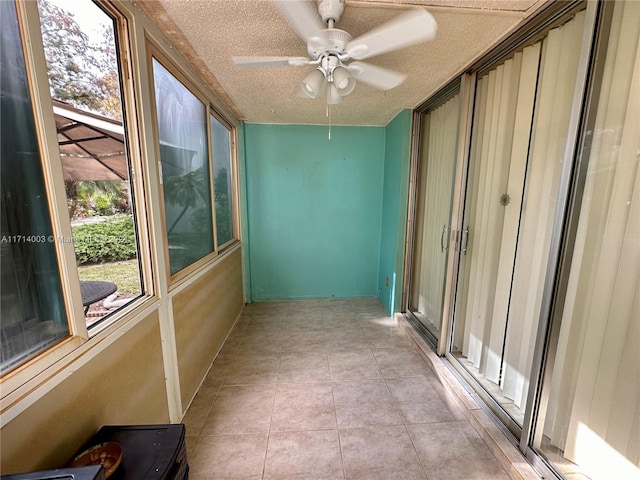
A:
167;241;241;294
0;294;160;425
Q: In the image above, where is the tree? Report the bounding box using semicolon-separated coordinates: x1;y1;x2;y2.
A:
67;180;130;219
37;0;122;119
214;168;232;243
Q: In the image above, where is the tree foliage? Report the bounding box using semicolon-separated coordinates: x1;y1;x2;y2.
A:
37;0;122;119
214;168;232;244
66;180;130;219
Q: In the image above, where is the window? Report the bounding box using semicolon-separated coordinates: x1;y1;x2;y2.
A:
1;0;147;379
210;113;235;248
150;54;237;279
0;0;69;374
152;58;213;276
37;0;144;328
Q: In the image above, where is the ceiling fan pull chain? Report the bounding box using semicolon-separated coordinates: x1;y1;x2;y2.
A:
328;104;332;140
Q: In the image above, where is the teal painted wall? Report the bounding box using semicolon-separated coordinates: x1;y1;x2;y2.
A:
244;123;385;301
378;110;413;314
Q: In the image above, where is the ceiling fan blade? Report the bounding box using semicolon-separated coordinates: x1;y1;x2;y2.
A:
233;56;310;67
346;61;406;90
275;0;327;47
346;8;437;60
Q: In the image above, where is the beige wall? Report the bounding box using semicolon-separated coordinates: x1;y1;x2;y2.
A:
0;311;168;473
0;1;246;475
173;248;244;409
0;248;245;475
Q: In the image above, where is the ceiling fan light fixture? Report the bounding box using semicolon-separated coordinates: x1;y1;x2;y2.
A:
332;66;356;96
301;68;326;99
327;83;343;105
239;0;438;107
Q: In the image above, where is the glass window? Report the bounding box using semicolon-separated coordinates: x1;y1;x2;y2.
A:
210;114;235;247
0;0;69;374
532;2;640;478
37;0;144;328
152;58;213;275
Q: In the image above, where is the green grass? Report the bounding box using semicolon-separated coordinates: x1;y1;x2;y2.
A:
78;259;141;296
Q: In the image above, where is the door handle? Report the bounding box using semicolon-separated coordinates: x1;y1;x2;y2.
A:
461;226;469;255
440;225;449;252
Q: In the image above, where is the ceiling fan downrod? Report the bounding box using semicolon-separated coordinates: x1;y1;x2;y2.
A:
318;0;345;26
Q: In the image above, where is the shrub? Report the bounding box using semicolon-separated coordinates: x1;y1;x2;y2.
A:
73;215;137;265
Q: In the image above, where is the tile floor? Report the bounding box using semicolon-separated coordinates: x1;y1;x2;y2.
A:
183;298;514;480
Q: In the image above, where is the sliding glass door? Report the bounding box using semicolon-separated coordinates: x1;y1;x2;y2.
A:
408;93;460;343
405;2;638;478
451;11;586;427
531;2;640;478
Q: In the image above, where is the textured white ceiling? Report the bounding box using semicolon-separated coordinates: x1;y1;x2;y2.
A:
140;0;544;126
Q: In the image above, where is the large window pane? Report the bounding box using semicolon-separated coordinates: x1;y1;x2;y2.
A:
152;59;213;275
37;0;143;327
533;2;640;478
210;114;234;247
1;0;69;374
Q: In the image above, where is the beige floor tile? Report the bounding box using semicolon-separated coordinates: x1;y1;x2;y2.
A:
221;352;280;372
336;402;402;429
329;350;376;367
329;363;383;382
366;334;415;350
185;434;198;459
201;404;273;435
189;434;268;479
285;315;323;331
331;380;394;405
182;387;219;436
322;316;362;329
325;337;372;352
202;364;227;386
242;330;285;345
213;384;276;412
278;352;331;383
264;430;344;479
224;372;278;385
396;401;457;424
271;383;337;431
182;298;536;480
282;329;327;353
339;425;427;479
385;376;440;403
372;348;430;378
271;404;338;432
407;422;511;480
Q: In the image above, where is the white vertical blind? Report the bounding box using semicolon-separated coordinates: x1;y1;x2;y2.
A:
502;11;586;409
541;3;640;478
454;13;586;420
458;43;541;376
411;94;460;333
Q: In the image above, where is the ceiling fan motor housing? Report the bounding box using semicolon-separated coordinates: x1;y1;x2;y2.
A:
307;28;352;59
318;0;345;24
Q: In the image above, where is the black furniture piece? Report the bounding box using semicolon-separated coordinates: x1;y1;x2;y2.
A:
0;466;104;480
74;424;188;480
80;281;117;314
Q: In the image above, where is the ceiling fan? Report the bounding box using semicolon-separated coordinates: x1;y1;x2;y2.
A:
233;0;437;104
